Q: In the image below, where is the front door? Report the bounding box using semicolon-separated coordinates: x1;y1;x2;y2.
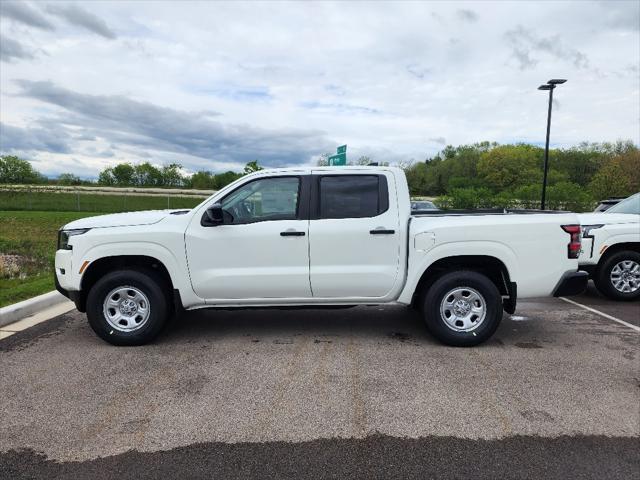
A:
185;175;312;300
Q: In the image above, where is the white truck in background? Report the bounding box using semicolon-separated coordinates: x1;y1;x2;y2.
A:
55;166;587;347
577;193;640;300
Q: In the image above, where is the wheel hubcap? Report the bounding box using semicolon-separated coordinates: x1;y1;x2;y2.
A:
103;286;151;332
440;287;487;332
610;260;640;293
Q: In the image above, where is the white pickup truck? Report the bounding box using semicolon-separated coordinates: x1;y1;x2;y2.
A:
55;166;587;347
577;193;640;300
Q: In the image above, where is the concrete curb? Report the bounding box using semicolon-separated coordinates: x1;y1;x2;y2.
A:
0;291;69;328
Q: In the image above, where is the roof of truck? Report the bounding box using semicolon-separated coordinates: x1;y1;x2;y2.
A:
249;165;403;175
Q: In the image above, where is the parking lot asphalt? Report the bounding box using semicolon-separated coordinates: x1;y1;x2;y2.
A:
1;294;638;479
569;282;640;327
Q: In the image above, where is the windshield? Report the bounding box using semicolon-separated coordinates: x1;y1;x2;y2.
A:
606;193;640;214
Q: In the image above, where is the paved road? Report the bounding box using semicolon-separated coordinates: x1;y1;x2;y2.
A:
1;297;638;479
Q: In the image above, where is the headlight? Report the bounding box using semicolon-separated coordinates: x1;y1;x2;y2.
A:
581;224;603;238
57;228;90;250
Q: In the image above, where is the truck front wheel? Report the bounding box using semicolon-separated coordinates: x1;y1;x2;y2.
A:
86;269;170;346
422;271;503;347
594;251;640;301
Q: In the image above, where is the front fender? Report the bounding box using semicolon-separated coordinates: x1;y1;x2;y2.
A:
74;241;202;308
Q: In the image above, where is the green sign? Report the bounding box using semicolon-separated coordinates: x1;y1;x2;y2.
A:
328;153;346;166
329;145;347;165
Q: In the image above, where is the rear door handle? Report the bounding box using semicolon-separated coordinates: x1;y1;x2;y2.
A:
370;229;395;235
280;231;306;237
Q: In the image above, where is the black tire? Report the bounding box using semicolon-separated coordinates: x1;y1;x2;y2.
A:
594;250;640;301
86;269;170;346
422;270;503;347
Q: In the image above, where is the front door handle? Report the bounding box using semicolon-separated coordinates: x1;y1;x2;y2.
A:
280;230;306;237
370;229;395;235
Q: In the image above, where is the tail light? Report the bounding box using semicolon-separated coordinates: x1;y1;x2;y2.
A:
561;225;581;259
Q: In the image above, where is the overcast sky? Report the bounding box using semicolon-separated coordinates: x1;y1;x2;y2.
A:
0;0;638;178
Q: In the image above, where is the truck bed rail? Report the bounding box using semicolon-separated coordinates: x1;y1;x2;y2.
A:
412;208;570;216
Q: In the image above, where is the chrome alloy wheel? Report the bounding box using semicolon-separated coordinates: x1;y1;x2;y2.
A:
439;287;487;332
102;286;151;332
610;260;640;293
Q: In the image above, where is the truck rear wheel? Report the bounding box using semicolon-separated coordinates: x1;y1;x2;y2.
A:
422;270;503;347
86;269;170;346
594;251;640;301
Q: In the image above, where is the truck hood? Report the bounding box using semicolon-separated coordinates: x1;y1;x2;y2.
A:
577;212;639;226
62;210;184;229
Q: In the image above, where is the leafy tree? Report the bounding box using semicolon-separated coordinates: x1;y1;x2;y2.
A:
477;144;540;191
111;163;136;186
134;162;162;186
57;173;82;185
0;156;46;184
98;167;115;185
546;182;595;211
348;155;371;166
190;171;215;189
615;148;640;193
316;153;330;166
244;161;263;174
160;163;185;187
589;159;632;200
445;187;494;209
213;171;243;189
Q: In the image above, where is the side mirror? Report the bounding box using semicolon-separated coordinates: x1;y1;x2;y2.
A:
201;203;224;226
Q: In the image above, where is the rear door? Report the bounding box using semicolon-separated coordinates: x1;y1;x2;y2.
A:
308;171;401;298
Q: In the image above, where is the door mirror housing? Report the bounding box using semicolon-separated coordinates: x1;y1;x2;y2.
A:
201;203;224;226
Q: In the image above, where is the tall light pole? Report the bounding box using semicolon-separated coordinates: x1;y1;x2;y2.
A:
538;78;567;210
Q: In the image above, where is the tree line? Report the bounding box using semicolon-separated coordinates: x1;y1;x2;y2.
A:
0;156;263;190
403;140;638;210
1;140;638;210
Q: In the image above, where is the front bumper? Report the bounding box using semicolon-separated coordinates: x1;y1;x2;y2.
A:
552;271;589;297
54;274;85;312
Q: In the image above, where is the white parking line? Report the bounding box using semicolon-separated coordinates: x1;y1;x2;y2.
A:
560;297;640;332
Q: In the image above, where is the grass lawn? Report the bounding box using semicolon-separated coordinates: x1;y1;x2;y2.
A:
0;211;101;308
0;190;202;212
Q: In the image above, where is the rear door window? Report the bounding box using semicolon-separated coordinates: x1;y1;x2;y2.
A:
319;175;386;219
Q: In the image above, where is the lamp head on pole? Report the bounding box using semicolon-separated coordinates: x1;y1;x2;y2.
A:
538;84;553;91
547;79;567;85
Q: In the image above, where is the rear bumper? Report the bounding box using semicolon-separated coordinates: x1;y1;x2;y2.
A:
552;271;589;297
578;264;597;277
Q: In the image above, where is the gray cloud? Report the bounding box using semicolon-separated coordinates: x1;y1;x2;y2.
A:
0;122;71;154
0;1;55;30
14;80;333;167
601;0;640;31
429;137;447;145
505;26;589;70
0;35;34;62
510;47;538;70
300;101;380;115
406;63;432;79
456;9;478;22
45;4;116;39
